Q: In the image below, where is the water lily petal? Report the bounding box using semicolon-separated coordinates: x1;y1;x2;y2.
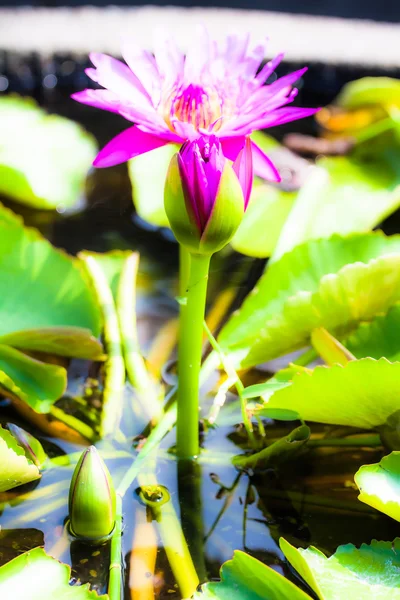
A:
251;141;281;182
93;126;169;168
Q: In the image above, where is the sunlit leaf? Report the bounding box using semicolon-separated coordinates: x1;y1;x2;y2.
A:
262;358;400;429
0;95;97;211
0;424;40;492
219;232;400;368
355;452;400;521
336;77;400;110
231;183;295;257
232;425;310;471
280;537;400;600
0;547;107;599
0;205;102;354
128;144;178;227
344;304;400;361
6;424;47;468
193;549;311;600
0;344;66;413
272;151;400;261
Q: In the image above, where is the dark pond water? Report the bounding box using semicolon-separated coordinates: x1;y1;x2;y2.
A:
1;57;400;598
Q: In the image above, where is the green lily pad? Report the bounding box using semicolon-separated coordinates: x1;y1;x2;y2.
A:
0;547;107;599
219;232;400;368
280;537;400;600
262;358;400;429
354;452;400;521
0;95;97;211
0;205;102;352
0;344;66;412
231;183;295;258
273;152;400;261
6;423;47;468
0;424;40;492
0;205;102;411
336;77;400;110
193;549;311;600
344;304;400;361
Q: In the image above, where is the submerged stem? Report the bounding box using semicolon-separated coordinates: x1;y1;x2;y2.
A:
49;406;96;442
117;252;163;423
177;252;211;458
80;253;125;439
108;494;123;600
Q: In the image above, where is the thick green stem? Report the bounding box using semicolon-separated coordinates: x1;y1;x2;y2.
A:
179;246;191;297
108;494;123;600
178;460;207;583
80;254;125;439
139;478;199;599
177;253;211;458
117;253;163;422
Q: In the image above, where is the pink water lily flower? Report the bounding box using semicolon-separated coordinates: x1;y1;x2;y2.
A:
72;29;319;182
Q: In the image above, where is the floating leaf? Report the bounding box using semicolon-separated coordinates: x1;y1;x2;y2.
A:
0;95;97;211
0;547;107;599
280;537;400;600
232;425;310;471
128;144;178;228
336;77;400;110
355;452;400;521
272;151;400;261
344;304;400;361
219;232;400;368
231;183;295;257
0;344;66;413
0;206;102;354
0;424;40;492
193;549;311;600
262;358;400;429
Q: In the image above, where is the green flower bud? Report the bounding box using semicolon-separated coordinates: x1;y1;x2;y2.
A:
164;136;250;255
68;446;116;543
7;423;47;468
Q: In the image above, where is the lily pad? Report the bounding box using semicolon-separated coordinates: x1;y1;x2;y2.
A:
262;358;400;429
0;95;97;211
0;547;107;599
231;183;295;258
354;452;400;521
0;206;102;411
0;424;40;492
344;304;400;361
0;205;102;352
272;151;400;261
193;549;311;600
219;232;400;368
0;344;66;412
280;537;400;599
336;77;400;110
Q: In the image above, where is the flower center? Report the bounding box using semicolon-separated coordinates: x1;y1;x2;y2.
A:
162;84;225;132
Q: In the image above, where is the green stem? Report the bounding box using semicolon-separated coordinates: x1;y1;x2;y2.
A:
108;494;123;600
179;246;191;297
203;321;256;446
117;252;163;422
49;406;96;442
177;252;211;458
178;460;207;582
140;481;199;598
80;254;125;439
116;395;177;498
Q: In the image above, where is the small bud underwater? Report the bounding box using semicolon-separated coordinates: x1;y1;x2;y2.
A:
68;445;116;543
